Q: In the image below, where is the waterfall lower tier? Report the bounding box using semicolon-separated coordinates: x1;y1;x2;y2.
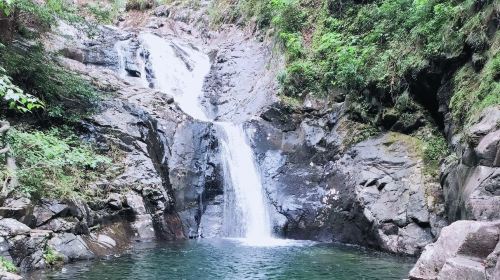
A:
218;122;274;243
118;32;280;245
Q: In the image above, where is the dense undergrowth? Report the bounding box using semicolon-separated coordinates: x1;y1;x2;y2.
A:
4;127;111;200
0;0;116;201
0;45;99;122
210;0;499;131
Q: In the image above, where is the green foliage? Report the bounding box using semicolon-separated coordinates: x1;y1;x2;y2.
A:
126;0;155;11
43;246;64;267
270;0;306;33
213;0;499;130
421;132;448;177
86;0;127;23
0;44;98;121
278;60;319;97
0;66;43;112
349;124;379;146
87;2;114;23
7;127;111;200
0;257;17;273
279;32;303;61
0;0;14;16
13;0;81;28
451;48;500;128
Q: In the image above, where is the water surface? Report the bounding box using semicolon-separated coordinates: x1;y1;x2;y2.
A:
29;239;414;280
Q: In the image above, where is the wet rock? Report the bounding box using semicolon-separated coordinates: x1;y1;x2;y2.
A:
37;217;78;233
125;61;141;77
131;215;155;240
124;191;147;215
198;195;224;238
32;200;79;227
409;220;500;280
146;18;165;29
439;257;487;279
107;193;123;210
203;32;281;122
9;230;52;271
251;105;442;255
48;233;94;262
96;234;116;248
60;47;84;62
0;198;31;220
442;164;500;221
83;46;118;66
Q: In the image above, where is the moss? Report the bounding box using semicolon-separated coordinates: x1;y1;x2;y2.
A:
384;132;424;157
279;94;302;108
420;133;449;178
338;119;380;151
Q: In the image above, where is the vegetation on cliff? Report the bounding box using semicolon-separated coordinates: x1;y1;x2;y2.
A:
210;0;498;132
209;0;498;179
0;0;113;201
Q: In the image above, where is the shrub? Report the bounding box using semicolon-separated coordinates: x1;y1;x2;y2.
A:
87;2;114;23
212;0;498;127
279;32;303;61
421;133;449;177
270;0;306;33
126;0;155;11
0;44;98;122
7;127;111;200
279;60;319;97
13;0;81;29
450;50;500;129
0;257;17;273
43;246;64;267
0;66;43;112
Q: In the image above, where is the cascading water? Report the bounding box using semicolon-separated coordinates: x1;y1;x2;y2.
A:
219;122;273;243
120;33;281;245
115;39;130;78
138;33;210;121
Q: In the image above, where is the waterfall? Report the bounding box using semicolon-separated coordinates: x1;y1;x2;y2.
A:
119;32;280;245
138;33;210;121
115;39;130;78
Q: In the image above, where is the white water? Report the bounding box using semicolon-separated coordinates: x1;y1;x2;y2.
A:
139;33;211;121
115;39;130;79
119;32;285;246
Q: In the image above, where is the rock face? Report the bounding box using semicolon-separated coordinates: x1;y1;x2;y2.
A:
442;107;500;222
248;101;446;255
409;220;500;280
202;29;282;123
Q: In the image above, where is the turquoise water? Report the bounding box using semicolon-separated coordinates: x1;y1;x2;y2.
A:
28;239;414;280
